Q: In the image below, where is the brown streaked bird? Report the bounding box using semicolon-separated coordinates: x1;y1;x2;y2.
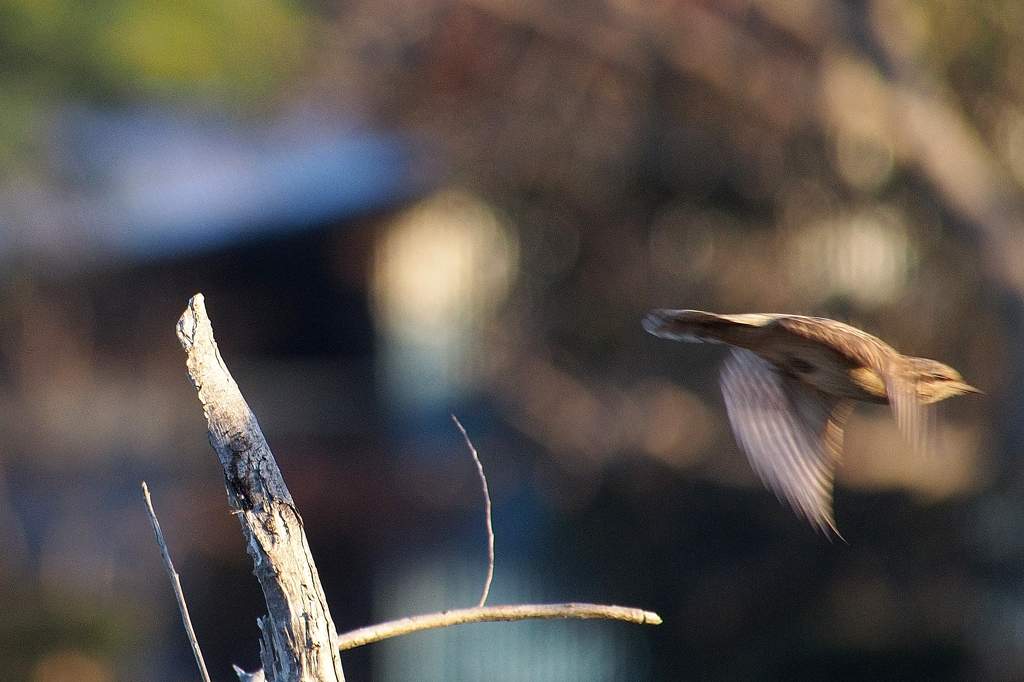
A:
642;309;980;536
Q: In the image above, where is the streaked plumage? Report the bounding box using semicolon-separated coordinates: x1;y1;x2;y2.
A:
643;309;979;536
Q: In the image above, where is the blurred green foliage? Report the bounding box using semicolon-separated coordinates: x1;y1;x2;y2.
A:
0;0;310;166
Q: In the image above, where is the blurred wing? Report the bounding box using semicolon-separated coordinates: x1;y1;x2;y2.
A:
886;375;934;455
773;316;934;454
719;348;851;537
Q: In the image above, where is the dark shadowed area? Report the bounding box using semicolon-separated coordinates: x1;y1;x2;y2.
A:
0;1;1021;680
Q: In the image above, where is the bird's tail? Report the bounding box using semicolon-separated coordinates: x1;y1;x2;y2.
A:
642;309;771;345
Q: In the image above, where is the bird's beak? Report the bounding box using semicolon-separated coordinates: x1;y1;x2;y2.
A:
955;381;983;395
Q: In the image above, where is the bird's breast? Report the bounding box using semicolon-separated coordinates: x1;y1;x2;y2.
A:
845;367;890;402
761;345;889;403
791;363;887;402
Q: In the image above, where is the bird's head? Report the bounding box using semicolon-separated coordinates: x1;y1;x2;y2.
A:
907;357;981;403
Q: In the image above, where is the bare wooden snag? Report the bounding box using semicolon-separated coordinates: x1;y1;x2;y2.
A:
177;293;345;682
169;293;661;679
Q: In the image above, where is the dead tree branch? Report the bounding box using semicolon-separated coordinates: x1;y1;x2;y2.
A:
177;293;345;682
170;293;661;678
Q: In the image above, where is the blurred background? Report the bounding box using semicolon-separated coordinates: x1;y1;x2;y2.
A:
1;0;1022;679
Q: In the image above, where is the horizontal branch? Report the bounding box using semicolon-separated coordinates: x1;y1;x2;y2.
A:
337;603;662;650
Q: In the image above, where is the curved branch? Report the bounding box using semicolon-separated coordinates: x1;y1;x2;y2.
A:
451;414;495;607
337;603;663;650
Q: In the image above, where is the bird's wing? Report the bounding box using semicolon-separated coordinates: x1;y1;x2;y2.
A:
643;309;776;344
885;377;934;455
774;316;931;453
720;348;852;537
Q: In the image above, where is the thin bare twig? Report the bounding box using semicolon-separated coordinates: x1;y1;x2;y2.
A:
331;417;664;652
141;481;212;682
337;603;662;650
452;414;494;608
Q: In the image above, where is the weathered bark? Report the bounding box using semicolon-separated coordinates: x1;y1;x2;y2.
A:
177;293;344;682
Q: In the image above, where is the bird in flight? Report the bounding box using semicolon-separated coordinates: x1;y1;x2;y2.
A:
642;309;979;536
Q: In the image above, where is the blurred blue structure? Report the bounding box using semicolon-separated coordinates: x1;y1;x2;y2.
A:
1;107;423;266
